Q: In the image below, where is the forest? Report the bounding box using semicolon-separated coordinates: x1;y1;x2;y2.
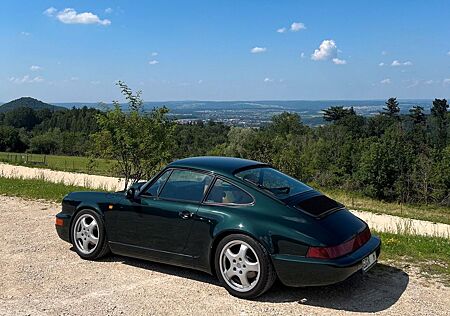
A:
0;95;449;207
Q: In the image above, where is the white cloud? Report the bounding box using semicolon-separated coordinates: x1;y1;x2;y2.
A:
263;78;274;83
30;65;42;71
70;76;79;81
379;62;385;66
424;80;435;85
311;40;346;64
447;51;450;56
251;47;267;54
444;78;450;85
9;75;44;84
105;8;113;14
381;50;388;56
45;7;111;26
90;80;101;85
391;60;412;66
311;40;337;61
198;80;203;84
149;60;159;65
290;22;306;32
380;78;391;84
276;27;287;33
151;52;158;56
20;31;30;36
44;7;57;16
300;52;305;58
332;58;347;65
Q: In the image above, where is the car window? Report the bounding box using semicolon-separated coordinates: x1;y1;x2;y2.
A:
159;169;213;202
142;169;172;196
205;178;253;205
235;167;311;199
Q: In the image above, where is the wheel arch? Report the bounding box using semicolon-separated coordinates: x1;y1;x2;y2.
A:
208;229;273;276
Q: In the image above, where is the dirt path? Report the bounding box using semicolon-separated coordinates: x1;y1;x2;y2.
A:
0;195;449;316
1;162;450;238
0;163;125;191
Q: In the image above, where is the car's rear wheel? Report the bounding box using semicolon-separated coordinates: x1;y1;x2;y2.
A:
215;234;276;299
71;209;109;260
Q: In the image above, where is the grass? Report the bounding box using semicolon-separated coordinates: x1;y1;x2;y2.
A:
321;187;450;225
377;230;450;283
1;151;450;225
0;151;115;176
0;177;102;202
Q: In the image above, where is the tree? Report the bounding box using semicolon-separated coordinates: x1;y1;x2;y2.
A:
91;81;174;189
322;106;355;122
430;98;449;150
409;105;426;125
381;97;400;118
4;106;40;130
0;126;26;152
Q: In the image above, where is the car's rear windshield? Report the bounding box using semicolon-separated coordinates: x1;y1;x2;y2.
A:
234;167;311;199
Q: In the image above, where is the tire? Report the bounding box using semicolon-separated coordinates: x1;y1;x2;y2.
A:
214;234;276;299
71;209;110;260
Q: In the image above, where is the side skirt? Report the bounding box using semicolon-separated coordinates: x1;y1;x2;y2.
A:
108;241;198;271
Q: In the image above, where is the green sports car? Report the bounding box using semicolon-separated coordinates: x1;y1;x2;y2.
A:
55;156;381;299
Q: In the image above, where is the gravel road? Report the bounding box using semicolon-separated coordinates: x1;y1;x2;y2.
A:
1;195;449;316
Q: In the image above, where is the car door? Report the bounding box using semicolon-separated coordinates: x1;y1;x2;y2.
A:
110;168;213;257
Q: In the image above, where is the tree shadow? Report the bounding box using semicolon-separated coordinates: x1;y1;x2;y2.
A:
96;253;408;313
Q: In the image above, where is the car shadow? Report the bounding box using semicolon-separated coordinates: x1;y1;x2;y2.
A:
257;263;409;312
92;251;409;312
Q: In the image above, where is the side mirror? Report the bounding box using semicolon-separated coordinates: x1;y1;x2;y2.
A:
126;187;136;200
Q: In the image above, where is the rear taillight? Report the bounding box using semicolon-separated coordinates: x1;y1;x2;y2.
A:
55;218;64;226
306;227;371;259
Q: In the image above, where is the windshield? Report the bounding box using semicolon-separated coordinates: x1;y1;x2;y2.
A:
235;167;312;199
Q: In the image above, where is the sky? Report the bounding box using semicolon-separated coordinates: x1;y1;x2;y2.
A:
1;0;450;103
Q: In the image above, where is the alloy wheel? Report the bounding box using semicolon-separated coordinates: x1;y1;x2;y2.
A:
73;214;99;255
219;240;261;292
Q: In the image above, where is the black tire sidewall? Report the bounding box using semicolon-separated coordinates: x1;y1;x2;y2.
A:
70;209;107;260
214;234;273;299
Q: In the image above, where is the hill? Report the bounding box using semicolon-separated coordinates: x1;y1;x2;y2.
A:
0;97;66;113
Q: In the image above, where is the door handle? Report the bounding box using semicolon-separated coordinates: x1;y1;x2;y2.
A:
178;210;192;219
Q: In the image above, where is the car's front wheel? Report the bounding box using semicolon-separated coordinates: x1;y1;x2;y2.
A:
71;209;109;260
215;234;276;299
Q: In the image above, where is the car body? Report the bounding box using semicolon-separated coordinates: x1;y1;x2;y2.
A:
55;156;381;298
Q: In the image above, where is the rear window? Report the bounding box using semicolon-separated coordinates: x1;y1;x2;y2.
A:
235;167;311;199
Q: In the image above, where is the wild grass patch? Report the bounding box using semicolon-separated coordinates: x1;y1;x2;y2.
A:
0;176;103;202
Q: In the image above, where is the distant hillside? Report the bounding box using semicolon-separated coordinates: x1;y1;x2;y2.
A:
0;97;66;113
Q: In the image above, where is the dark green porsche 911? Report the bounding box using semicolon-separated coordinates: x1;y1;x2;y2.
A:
55;156;381;299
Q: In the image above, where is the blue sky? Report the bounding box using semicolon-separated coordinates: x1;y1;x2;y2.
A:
1;0;450;102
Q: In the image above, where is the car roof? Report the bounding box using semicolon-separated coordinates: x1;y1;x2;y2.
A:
168;156;268;176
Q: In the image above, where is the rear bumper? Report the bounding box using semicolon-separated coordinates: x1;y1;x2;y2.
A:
272;236;381;287
55;212;72;243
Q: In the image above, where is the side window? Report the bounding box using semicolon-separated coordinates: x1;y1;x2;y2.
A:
159;169;213;202
205;179;253;205
142;169;172;196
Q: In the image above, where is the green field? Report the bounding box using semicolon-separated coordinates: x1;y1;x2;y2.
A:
0;151;115;175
